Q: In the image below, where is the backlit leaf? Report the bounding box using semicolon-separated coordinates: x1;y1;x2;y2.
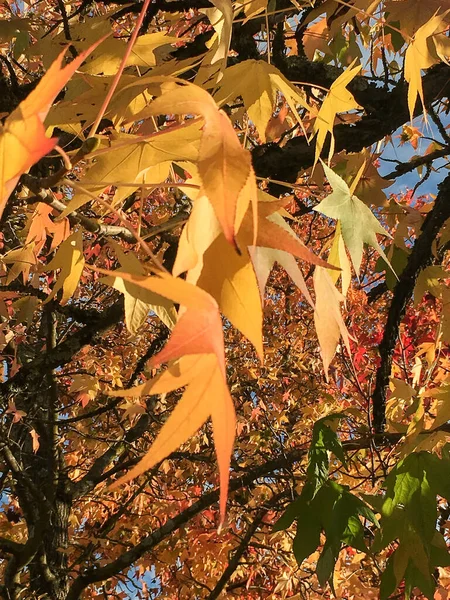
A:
0;39;104;220
42;230;85;305
313;267;352;378
314;161;392;275
215;60;311;143
313;62;361;166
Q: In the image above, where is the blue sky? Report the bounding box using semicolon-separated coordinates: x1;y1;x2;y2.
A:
377;117;450;199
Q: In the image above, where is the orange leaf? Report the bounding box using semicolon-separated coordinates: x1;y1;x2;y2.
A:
241;208;336;271
134;80;254;246
0;37;105;220
93;268;226;372
110;354;235;524
96;268;236;522
30;429;40;453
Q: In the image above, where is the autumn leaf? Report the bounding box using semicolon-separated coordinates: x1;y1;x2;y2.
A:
314;161;392;276
172;191;329;357
69;374;100;408
313;61;361;166
173;193;222;278
95;266;234;521
414;266;447;306
62;121;202;216
110;354;235;524
196;233;264;359
404;12;447;121
313;267;352;379
2;244;37;284
101;241;176;334
385;0;447;36
424;385;450;431
327;221;351;297
215;60;311;142
133;79;255;246
25;203;70;258
29;429;40;453
195;0;233;87
80;31;180;75
250;209;314;305
6;400;27;423
0;38;105;220
241;197;336;271
41;229;85;305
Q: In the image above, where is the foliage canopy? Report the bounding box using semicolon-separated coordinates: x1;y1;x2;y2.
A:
1;0;450;598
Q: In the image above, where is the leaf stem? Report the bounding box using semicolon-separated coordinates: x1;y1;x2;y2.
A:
89;0;153;137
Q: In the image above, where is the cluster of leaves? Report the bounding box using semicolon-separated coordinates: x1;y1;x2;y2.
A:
0;0;450;598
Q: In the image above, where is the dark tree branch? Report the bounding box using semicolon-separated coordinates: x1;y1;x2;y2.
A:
384;145;450;180
0;538;24;555
206;507;270;600
372;172;450;432
65;427;450;599
72;331;169;497
252;63;450;183
0;299;124;399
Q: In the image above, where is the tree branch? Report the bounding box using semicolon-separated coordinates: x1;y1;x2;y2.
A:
252;63;450;183
372;172;450;432
0;538;24;555
65;428;450;599
205;507;270;600
0;299;124;399
384;145;450;180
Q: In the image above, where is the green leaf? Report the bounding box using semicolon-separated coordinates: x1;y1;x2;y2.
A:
325;484;378;553
273;495;305;532
316;543;338;587
404;560;435;600
306;414;346;498
292;500;322;565
375;245;409;290
380;553;397;600
374;452;450;600
430;532;450;568
314;161;392;276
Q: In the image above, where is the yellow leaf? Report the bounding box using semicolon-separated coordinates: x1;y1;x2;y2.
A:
95;267;226;368
111;353;235;524
385;0;448;38
242;196;336;271
0;40;104;220
215;60;311;143
327;221;351;297
414;265;447;306
195;0;233;86
41;230;85;305
102;242;176;334
137;79;255;245
3;244;37;284
404;12;447;121
196;233;264;359
313;267;352;379
424;385;450;431
242;0;267;19
313;62;361;166
173;194;221;278
81;32;179;75
62;121;202;216
13;296;41;327
96;269;235;522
